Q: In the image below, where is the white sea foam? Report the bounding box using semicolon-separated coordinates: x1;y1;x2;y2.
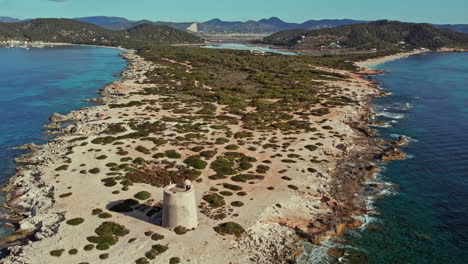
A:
390;134;419;143
377;111;405;119
297;242;332;264
370;122;391;128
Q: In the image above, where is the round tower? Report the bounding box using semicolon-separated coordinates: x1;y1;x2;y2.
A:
162;183;198;230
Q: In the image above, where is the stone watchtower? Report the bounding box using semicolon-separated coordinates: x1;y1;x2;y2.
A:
162;182;198;230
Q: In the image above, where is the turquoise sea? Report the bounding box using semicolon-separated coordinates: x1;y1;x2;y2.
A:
0;46;126;241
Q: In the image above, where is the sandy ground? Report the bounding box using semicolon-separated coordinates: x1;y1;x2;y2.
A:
2;51;382;264
355;50;428;69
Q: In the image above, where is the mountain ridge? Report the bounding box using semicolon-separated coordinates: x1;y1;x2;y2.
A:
0;18;204;46
261;20;468;51
2;16;468;34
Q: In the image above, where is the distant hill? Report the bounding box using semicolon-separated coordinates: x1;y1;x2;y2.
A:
434;24;468;34
3;16;468;35
262;20;468;51
0;18;203;46
74;16;367;33
74;16;137;30
0;16;22;23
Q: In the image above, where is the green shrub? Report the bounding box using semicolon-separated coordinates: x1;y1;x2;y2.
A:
96;155;108;160
89;168;100;174
174;226;188;235
225;144;239;150
305;145;318;151
133;157;146;165
101;177;117;187
288;185;299;190
50;249;65;257
151;233;164;241
98;212;113;219
190;146;204;152
223;183;242;191
99;253;109;260
55;165;69;171
145;244;169;259
214;222;245;237
84;244;94;251
87;221;130;251
66;217;84;226
59;192;72;198
165;150;181;159
106;123;127;134
231;201;244;207
200;150;217;159
234;131;253;139
96;243;110;250
256;165;270;173
231;174;264;182
134;191;151;200
184;155;207;169
136;145;151;154
215;137;230;144
202;193;226;208
135;258;149;264
220;191;233;196
170;257;181;264
68;248;78;255
92;208;103;215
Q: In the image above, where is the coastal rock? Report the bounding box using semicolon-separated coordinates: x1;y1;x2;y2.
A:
234;222;298;264
11;143;39;151
49;112;68;122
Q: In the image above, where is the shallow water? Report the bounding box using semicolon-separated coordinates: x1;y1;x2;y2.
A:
203;43;297;55
0;46;126;241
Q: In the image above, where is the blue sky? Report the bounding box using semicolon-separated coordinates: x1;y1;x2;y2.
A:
1;0;467;24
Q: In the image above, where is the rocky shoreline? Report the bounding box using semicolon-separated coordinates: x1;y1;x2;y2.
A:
0;47;408;263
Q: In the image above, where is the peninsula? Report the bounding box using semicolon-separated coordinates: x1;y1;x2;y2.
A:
0;18;467;264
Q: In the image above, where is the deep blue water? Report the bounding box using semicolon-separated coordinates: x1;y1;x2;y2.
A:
336;52;468;263
0;46;126;238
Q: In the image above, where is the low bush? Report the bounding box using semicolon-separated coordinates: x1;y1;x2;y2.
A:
174;225;188;235
202;193;226;208
256;165;270;173
151;233;164;241
66;217;84;226
231;201;244;207
89;168;100;174
84;244;94;251
223;183;242;191
170;257;181;264
134;191;151;200
50;249;65;257
136;145;151;154
165;150;181;159
231;174;264;182
220;191;233;196
214;222;245;237
184;155;207;169
55;165;69;171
